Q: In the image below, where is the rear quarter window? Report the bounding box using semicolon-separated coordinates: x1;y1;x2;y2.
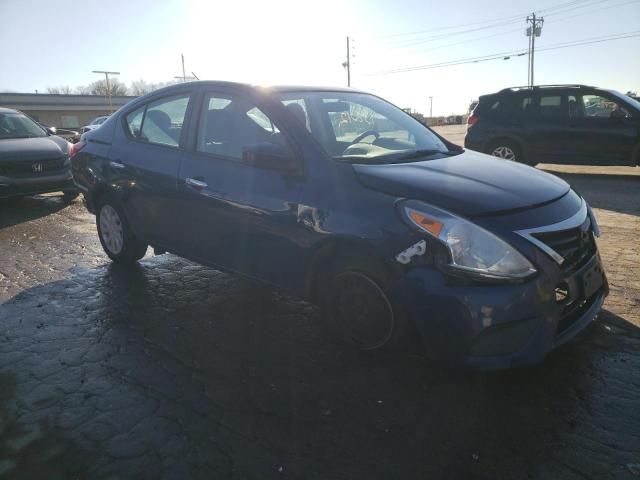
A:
477;94;528;120
125;106;145;138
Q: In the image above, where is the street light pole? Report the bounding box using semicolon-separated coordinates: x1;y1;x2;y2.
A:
92;70;120;113
429;96;433;118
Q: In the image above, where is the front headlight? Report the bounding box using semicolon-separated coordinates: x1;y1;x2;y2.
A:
400;201;536;280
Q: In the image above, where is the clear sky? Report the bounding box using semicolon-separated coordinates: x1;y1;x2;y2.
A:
1;0;638;116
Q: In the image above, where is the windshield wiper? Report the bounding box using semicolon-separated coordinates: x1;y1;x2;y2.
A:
393;148;453;161
335;148;458;165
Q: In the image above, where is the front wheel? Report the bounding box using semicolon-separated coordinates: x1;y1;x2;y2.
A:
319;254;410;352
96;198;147;264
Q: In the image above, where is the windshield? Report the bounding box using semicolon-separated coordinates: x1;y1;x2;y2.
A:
0;112;47;139
275;91;451;163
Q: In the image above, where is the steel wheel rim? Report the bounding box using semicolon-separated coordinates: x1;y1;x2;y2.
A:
491;145;516;160
99;205;124;255
331;271;395;349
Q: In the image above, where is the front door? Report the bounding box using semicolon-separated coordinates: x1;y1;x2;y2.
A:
177;89;305;287
566;92;638;165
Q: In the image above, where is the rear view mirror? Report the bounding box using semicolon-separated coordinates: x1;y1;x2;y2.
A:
242;142;301;174
323;101;350;112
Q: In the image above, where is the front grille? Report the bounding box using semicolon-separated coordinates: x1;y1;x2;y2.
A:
532;218;596;273
0;157;67;178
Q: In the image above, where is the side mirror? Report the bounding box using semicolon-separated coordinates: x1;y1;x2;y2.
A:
41;125;56;135
242;142;301;174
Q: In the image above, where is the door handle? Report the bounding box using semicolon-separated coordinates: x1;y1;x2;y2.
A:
109;160;125;169
185;177;208;189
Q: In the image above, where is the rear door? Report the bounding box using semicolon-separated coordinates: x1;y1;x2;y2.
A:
176;87;305;285
527;90;572;163
109;91;194;249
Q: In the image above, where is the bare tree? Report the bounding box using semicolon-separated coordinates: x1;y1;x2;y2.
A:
130;79;176;96
46;85;73;94
88;79;129;96
130;80;152;96
74;85;92;95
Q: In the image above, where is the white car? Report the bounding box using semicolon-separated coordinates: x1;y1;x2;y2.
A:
80;115;109;134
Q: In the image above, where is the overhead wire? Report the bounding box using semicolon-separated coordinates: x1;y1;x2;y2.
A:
366;30;640;75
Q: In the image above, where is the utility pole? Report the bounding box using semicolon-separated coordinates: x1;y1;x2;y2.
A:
526;13;544;87
428;96;433;118
174;55;198;82
92;70;120;113
342;36;351;87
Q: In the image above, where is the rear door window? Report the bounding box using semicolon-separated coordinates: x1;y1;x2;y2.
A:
140;95;190;147
537;95;566;118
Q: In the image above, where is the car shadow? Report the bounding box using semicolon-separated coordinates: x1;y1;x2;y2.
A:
1;256;638;479
540;169;640;216
0;194;75;229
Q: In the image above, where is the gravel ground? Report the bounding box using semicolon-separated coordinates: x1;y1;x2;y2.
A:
0;141;639;479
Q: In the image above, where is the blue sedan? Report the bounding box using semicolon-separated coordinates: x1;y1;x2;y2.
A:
70;81;607;369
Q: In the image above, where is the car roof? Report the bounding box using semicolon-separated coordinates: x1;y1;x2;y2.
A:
148;80;367;96
0;107;20;114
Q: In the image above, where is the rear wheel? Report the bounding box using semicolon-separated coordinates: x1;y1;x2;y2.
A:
487;139;532;165
96;197;147;264
319;254;409;352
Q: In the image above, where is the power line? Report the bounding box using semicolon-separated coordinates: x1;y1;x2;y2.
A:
374;0;590;40
360;0;638;62
367;30;640;75
545;0;640;23
372;0;634;52
541;0;613;16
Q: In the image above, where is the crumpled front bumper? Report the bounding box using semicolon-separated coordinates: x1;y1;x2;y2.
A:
391;253;608;370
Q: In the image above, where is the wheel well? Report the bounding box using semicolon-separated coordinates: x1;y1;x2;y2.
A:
87;185;112;214
305;238;396;304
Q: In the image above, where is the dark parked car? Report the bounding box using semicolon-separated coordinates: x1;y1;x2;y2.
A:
465;84;640;166
80;115;109;134
0;107;78;200
38;123;81;144
71;81;607;369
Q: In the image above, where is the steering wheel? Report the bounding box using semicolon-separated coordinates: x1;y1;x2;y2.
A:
350;130;380;145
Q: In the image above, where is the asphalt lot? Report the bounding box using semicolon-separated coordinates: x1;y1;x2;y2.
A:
0;131;639;479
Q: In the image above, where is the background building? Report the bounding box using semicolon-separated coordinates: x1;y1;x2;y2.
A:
0;93;137;128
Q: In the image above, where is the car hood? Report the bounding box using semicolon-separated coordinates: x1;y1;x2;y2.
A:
353;150;570;216
0;137;68;161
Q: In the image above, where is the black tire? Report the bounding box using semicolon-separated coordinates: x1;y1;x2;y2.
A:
486;139;533;165
96;196;147;264
318;253;410;352
62;190;80;201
